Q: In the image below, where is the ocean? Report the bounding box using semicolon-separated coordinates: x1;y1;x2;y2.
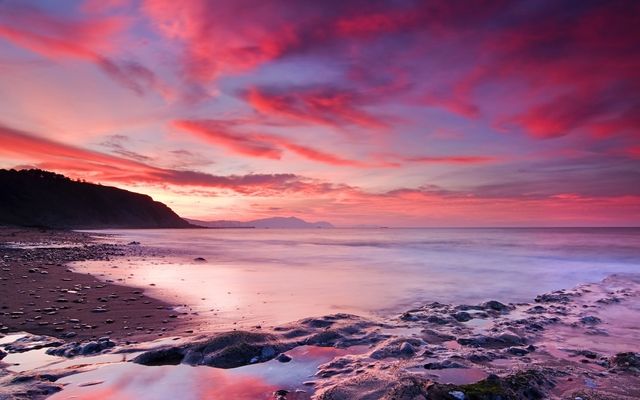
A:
76;227;640;328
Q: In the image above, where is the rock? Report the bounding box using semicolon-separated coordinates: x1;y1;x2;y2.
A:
611;352;640;371
399;342;416;356
194;257;207;262
426;369;556;400
134;331;285;368
80;342;100;355
481;300;510;312
426;315;450;324
468;353;493;363
458;333;526;349
535;293;570;303
579;316;601;325
400;312;418;321
370;338;422;359
274;389;289;399
134;347;185;365
300;317;336;328
64;331;77;338
449;391;465;400
46;338;115;357
276;353;292;363
452;311;472;322
261;346;276;359
507;347;529;356
526;305;546;314
424;360;467;369
569;349;598;359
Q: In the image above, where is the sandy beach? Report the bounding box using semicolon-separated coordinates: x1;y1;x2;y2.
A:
1;228;639;399
0;228;189;344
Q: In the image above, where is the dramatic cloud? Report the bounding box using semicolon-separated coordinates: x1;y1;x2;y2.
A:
402;156;495;165
173;120;282;159
140;0;505;82
1;0;638;225
0;122;311;194
173;119;370;166
0;1;160;96
245;86;389;130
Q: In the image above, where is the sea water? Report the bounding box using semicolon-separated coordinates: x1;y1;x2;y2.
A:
75;228;640;327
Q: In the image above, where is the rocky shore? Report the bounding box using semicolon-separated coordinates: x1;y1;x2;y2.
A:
0;228;638;399
126;273;640;399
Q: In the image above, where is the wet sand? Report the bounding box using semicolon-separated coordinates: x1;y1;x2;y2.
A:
0;228;188;344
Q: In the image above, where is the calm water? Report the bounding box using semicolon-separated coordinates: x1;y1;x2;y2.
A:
76;228;640;328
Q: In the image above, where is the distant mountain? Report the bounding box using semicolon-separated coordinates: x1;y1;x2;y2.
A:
187;216;334;229
0;169;193;229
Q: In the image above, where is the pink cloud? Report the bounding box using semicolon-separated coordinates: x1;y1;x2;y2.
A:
245;86;388;130
0;3;124;59
0;2;161;96
173;120;282;159
0;122;311;194
403;155;495;164
457;1;640;142
173;119;371;167
141;0;300;82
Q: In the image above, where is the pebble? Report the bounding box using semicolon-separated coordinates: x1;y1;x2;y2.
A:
399;342;416;356
449;391;465;400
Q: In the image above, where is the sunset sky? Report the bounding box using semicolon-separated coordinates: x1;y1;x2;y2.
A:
1;0;639;226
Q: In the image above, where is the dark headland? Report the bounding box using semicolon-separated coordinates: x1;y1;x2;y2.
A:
0;169;193;229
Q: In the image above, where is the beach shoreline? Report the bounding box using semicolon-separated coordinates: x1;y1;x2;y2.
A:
0;227;190;344
0;227;638;399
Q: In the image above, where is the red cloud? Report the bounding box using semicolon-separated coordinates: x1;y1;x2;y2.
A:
173;120;282;159
0;2;160;96
142;0;299;82
245;86;387;130
175;119;497;168
173;119;370;167
626;146;640;159
459;1;640;141
0;122;311;194
271;140;368;167
403;155;495;164
0;3;124;60
141;0;506;83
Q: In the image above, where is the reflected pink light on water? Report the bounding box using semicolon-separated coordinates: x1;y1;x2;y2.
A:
49;346;364;400
51;365;279;400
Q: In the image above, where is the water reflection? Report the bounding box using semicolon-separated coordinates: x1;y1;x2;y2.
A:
49;346;365;400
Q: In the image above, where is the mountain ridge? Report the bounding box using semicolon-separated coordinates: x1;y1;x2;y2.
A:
186;216;334;229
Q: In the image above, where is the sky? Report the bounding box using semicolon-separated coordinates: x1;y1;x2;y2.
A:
0;0;639;227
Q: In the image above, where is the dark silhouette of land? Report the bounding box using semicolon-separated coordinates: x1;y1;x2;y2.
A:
0;169;192;229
